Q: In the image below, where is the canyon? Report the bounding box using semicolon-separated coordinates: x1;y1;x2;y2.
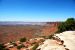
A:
0;22;59;43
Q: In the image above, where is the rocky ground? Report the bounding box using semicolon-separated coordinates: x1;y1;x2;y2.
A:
2;31;75;50
55;31;75;50
37;31;75;50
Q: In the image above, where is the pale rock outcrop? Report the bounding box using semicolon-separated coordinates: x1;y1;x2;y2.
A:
37;31;75;50
37;39;65;50
55;31;75;50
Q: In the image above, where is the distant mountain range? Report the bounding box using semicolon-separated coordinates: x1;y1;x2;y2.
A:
0;21;47;25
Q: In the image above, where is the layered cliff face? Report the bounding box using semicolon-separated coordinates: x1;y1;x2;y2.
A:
37;31;75;50
41;25;58;36
40;22;59;36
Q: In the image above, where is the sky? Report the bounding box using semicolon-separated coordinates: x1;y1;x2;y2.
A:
0;0;75;22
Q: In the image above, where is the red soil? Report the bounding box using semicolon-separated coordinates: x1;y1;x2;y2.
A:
0;22;59;43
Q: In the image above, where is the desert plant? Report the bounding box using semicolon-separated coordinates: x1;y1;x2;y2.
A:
20;37;26;42
17;44;25;49
46;34;54;39
32;43;39;50
57;18;75;33
0;43;8;50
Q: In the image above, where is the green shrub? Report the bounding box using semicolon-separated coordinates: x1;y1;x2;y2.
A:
32;43;39;50
20;37;26;42
12;43;17;46
57;18;75;33
17;44;25;49
48;34;54;39
0;43;8;50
